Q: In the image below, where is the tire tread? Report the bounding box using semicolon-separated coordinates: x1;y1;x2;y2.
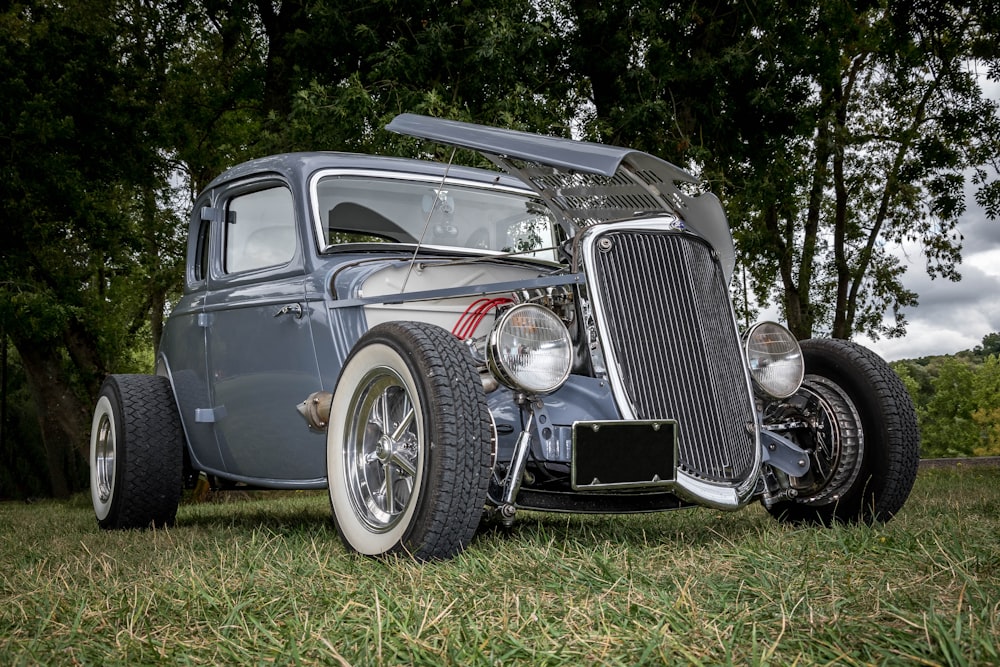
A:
331;322;491;560
769;338;920;524
399;322;492;559
97;374;184;529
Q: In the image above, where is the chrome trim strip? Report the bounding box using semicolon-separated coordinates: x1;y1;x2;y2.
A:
674;470;747;509
329;272;584;309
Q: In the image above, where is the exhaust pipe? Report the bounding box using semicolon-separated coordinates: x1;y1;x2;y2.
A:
296;391;333;430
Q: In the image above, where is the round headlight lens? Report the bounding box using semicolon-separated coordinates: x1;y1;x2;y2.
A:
487;304;573;395
745;322;804;399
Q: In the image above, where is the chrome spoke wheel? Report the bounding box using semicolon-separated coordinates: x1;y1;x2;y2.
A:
784;375;863;506
343;369;422;533
327;322;492;559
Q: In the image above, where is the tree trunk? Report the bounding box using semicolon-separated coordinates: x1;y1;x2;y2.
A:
567;0;631;142
13;339;90;498
255;0;309;120
831;59;861;340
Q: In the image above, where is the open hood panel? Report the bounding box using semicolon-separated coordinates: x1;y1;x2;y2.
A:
386;113;689;179
386;113;735;279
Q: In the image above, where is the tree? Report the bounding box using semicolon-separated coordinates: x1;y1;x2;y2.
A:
561;0;1000;341
0;1;169;495
973;332;1000;359
918;357;980;456
970;354;1000;455
892;332;1000;457
260;0;575;157
0;339;47;499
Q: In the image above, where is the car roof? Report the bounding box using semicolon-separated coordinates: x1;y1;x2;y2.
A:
201;151;530;193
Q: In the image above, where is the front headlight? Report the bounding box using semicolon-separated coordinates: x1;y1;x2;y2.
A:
487;304;572;395
744;322;804;399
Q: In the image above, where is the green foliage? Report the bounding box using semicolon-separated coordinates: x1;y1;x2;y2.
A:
970;355;1000;456
919;357;981;457
262;0;575;157
0;342;47;500
892;332;1000;457
973;332;1000;358
3;0;999;494
0;1;184;495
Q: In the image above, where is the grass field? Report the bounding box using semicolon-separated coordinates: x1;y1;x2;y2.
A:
1;466;998;666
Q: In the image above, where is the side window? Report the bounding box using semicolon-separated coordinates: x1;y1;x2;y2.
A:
224;186;296;274
193;219;211;282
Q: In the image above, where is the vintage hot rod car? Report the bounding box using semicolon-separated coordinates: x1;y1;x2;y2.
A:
89;114;920;559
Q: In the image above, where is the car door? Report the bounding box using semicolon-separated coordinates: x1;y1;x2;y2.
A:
204;179;326;484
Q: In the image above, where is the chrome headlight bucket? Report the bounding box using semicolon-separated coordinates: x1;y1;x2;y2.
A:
744;322;804;399
487;304;573;395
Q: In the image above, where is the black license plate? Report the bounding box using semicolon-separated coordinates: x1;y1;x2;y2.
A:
571;421;678;490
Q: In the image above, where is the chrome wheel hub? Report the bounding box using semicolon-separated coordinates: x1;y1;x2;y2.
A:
344;369;421;532
94;414;115;503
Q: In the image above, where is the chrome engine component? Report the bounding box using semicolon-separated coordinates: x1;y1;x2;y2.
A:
297;391;333;431
500;412;535;526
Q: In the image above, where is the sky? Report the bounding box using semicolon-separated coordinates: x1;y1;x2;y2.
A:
854;76;1000;361
754;153;1000;362
855;198;1000;361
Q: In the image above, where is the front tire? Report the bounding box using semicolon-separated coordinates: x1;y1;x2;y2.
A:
90;374;184;529
327;322;492;560
765;338;920;524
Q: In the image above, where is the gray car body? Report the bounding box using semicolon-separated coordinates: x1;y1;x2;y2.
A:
157;117;756;509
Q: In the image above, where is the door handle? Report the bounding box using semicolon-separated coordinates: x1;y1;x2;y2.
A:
274;303;304;319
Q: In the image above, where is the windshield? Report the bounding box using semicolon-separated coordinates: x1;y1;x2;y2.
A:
312;173;560;260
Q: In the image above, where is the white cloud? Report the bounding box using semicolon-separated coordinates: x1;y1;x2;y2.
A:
968;248;1000;278
858;283;1000;360
858;213;1000;360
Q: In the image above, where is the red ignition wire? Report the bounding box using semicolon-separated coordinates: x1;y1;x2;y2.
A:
452;297;512;338
452;298;493;337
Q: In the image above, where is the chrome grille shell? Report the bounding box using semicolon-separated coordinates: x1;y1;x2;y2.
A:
580;220;760;505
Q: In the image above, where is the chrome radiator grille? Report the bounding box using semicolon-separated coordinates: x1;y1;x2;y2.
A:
586;230;757;484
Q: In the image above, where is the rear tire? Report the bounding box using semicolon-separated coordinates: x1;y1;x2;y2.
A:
765;338;919;524
90;374;184;529
327;322;492;560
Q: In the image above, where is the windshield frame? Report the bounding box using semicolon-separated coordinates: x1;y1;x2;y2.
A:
308;169;561;260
